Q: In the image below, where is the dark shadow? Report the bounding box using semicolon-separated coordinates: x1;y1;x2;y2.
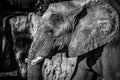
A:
70;44;105;80
0;76;18;80
73;7;87;31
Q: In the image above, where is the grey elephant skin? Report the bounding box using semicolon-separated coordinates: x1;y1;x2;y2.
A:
41;1;120;80
27;0;120;80
9;0;120;80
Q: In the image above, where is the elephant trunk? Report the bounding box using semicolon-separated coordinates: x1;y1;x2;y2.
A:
27;32;52;80
27;63;42;80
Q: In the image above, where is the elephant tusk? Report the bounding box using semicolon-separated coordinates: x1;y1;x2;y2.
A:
25;58;28;63
31;56;43;65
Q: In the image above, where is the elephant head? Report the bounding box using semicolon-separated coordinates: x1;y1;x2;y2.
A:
28;0;119;62
28;0;94;64
27;0;119;80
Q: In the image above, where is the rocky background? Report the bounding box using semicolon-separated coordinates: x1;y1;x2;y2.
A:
0;0;120;80
0;0;71;80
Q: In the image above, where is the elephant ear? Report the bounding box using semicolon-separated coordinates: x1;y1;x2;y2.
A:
68;0;119;57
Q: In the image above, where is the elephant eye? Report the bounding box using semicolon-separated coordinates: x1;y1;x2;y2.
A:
45;26;54;36
50;13;64;27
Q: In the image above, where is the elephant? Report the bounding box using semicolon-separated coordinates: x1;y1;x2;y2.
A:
26;0;120;80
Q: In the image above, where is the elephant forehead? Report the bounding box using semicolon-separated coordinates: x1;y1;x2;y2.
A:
41;0;93;24
49;0;94;14
39;0;90;37
48;1;78;15
69;0;119;57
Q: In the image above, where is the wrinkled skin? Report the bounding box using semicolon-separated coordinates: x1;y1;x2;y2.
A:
27;0;120;80
42;53;77;80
